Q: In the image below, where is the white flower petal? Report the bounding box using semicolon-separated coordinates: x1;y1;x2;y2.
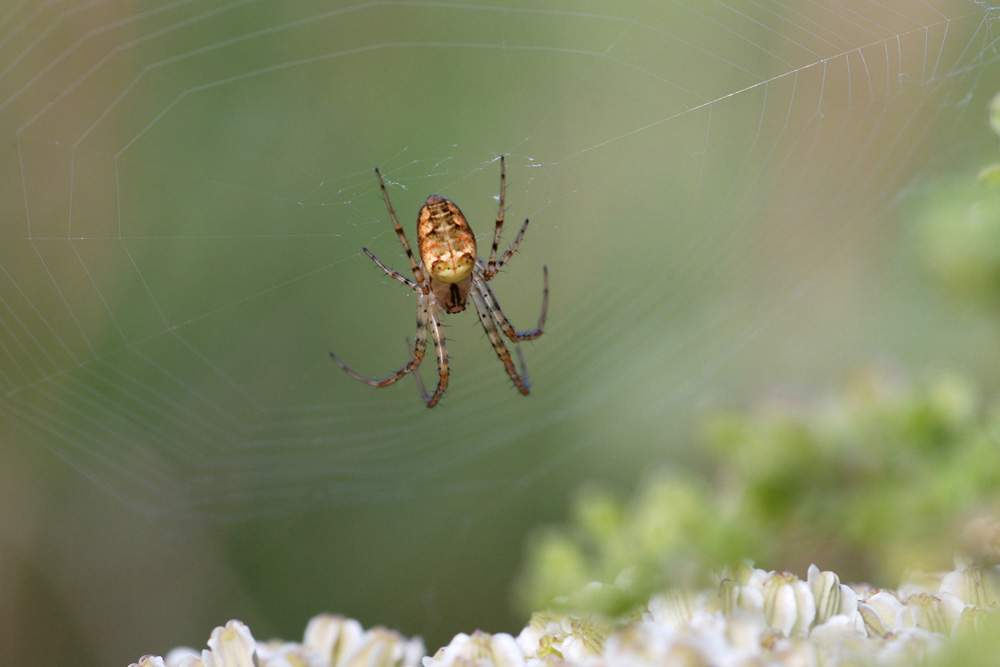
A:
424;631;525;667
130;656;168;667
172;655;207;667
808;565;854;626
762;572;816;636
646;590;696;628
859;591;904;637
342;626;426;667
305;614;367;666
206;620;258;667
164;647;202;667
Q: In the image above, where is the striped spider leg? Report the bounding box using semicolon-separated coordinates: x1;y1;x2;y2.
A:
329;157;548;407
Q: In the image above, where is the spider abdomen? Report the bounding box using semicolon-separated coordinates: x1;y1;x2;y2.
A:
417;195;477;284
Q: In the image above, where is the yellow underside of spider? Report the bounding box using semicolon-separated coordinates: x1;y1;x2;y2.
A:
417;194;477;284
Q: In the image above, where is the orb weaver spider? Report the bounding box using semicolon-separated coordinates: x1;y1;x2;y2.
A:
330;156;548;408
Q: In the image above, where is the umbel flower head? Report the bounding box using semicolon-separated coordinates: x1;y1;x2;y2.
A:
132;561;1000;667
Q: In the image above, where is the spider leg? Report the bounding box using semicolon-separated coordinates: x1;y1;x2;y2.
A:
405;337;430;401
470;286;530;395
486;155;507;277
473;265;548;341
363;247;422;292
483;217;531;280
329;294;430;387
515;345;529;381
492;217;532;275
420;308;450;407
483;156;537;280
375;167;428;288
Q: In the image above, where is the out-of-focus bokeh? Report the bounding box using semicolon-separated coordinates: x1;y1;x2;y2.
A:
517;370;1000;618
2;2;1000;664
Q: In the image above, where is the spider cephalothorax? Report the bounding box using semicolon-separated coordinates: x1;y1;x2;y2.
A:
330;157;548;407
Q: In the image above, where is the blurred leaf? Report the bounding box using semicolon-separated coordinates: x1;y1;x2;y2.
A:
516;371;1000;616
910;179;1000;309
927;609;1000;666
977;163;1000;187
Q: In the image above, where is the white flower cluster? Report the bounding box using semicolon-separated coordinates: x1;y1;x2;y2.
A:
131;563;998;667
130;614;425;667
506;564;986;667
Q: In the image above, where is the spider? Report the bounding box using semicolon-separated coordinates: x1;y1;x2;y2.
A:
330;156;548;408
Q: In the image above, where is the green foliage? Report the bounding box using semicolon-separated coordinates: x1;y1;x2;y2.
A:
912;180;1000;307
911;90;1000;308
516;371;1000;616
926;610;1000;666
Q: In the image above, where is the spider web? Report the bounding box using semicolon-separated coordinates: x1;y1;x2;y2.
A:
3;0;1000;663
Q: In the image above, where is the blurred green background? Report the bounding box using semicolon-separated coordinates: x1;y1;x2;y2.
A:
2;1;1000;664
